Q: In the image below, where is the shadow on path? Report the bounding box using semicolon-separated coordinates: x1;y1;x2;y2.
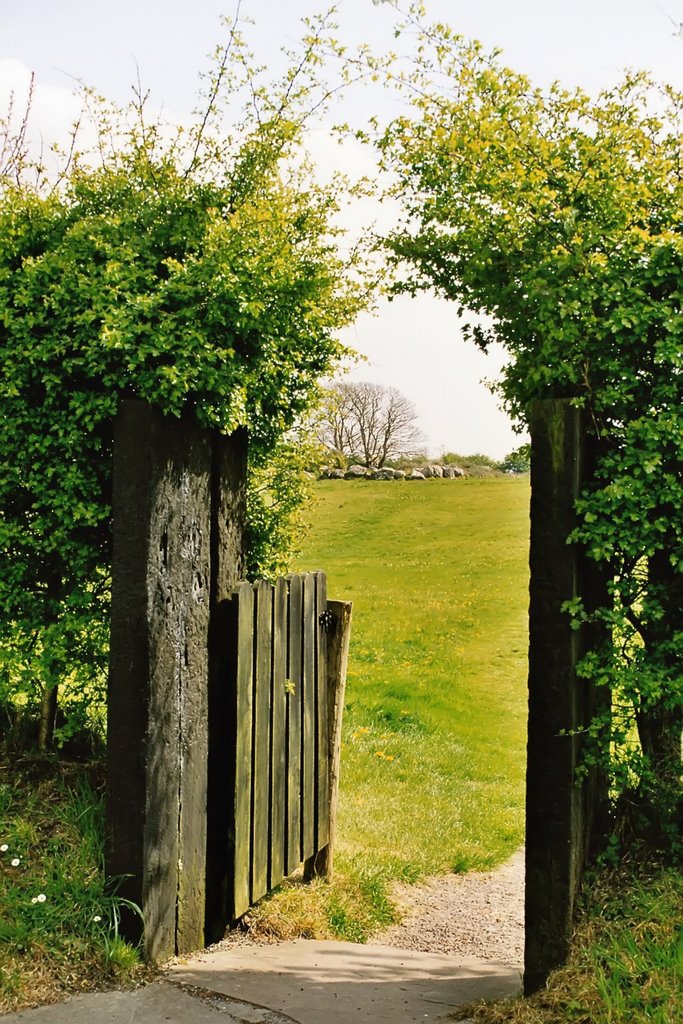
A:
170;938;521;1022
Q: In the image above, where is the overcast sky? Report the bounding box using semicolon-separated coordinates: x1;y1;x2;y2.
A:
2;1;681;457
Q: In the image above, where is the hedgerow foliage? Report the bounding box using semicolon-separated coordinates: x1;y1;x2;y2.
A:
0;12;371;747
376;5;682;847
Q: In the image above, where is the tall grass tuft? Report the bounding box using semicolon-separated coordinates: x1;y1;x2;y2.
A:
0;758;147;1013
455;860;682;1024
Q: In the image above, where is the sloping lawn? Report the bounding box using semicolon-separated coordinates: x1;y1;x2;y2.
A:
298;477;530;880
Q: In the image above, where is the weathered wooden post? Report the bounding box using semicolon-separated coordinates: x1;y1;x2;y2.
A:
204;430;248;943
106;401;246;961
305;599;352;880
525;399;610;993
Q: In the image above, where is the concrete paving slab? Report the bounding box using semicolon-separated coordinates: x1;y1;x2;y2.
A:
170;940;522;1023
1;980;296;1024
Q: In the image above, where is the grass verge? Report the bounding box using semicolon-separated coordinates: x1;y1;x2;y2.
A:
452;859;682;1024
0;756;150;1013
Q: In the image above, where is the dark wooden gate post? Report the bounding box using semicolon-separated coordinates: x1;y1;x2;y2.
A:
305;599;352;880
525;399;610;993
106;401;247;961
205;428;248;944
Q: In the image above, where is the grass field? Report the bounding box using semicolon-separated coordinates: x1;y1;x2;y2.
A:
304;476;530;874
249;475;531;939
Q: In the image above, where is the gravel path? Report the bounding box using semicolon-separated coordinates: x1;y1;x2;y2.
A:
214;848;525;969
373;848;525;966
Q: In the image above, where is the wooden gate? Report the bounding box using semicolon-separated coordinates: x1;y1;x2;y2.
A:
206;572;335;934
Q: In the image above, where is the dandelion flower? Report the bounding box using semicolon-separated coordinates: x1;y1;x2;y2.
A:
11;858;20;867
93;915;102;922
31;897;37;904
37;893;46;903
375;751;385;758
0;843;8;852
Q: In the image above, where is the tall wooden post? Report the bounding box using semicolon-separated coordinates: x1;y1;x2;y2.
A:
106;401;246;961
205;429;248;944
305;599;352;880
525;399;610;993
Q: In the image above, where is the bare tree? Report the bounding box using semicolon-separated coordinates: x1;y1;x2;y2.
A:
317;381;425;467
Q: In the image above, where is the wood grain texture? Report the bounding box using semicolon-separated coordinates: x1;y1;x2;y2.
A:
204;429;248;942
309;599;352;879
525;399;609;993
315;573;330;850
301;573;316;861
107;400;212;961
232;582;255;921
286;575;303;874
270;578;288;888
251;580;273;903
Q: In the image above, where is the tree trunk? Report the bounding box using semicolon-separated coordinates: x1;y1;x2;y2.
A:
37;569;63;752
37;683;59;751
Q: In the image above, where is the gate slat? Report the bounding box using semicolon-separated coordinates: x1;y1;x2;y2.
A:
270;578;288;888
232;582;254;921
286;575;303;874
301;573;316;861
251;580;272;904
315;572;330;850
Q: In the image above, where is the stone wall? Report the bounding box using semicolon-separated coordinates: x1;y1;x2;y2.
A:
320;463;466;481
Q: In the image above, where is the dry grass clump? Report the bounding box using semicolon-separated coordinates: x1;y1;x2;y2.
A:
238;875;335;942
237;861;400;945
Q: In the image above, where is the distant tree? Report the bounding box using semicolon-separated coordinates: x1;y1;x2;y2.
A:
500;445;531;474
317;381;424;467
442;451;499;470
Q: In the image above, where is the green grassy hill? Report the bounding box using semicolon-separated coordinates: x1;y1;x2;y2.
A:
297;476;530;880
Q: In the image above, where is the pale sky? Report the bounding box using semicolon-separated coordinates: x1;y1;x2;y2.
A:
2;1;681;458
